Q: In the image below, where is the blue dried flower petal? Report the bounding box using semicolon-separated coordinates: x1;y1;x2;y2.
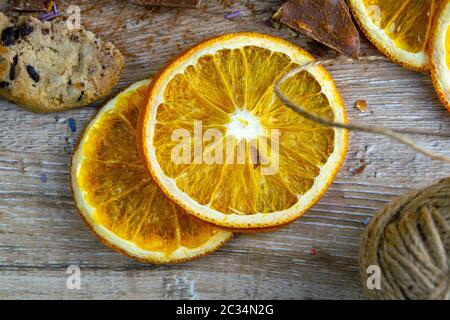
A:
69;118;76;133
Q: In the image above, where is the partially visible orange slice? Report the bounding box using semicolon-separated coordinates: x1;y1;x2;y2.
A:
140;33;348;230
430;0;450;111
349;0;438;71
71;80;232;264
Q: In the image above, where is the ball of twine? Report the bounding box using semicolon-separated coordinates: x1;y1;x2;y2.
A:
360;178;450;300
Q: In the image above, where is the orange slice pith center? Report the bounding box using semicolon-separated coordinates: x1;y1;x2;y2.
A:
153;45;336;216
364;0;436;53
77;85;224;254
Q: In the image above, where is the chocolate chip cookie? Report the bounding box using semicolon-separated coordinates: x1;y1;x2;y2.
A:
0;12;124;113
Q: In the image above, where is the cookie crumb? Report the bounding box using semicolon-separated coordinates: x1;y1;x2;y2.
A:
355;159;367;175
356;100;368;112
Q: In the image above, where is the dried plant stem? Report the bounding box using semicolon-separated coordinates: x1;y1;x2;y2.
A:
274;56;450;164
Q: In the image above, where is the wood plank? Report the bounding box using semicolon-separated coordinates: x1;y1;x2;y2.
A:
1;0;450;299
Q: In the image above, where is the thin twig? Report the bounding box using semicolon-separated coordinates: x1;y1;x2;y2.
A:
274;56;450;164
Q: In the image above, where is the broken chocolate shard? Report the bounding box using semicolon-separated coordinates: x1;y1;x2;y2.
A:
130;0;202;8
274;0;360;59
10;0;46;12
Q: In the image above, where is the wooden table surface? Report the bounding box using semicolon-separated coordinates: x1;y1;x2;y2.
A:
1;0;450;300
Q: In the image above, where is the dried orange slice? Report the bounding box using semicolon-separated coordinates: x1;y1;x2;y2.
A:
71;80;232;264
430;0;450;111
349;0;438;71
140;33;348;230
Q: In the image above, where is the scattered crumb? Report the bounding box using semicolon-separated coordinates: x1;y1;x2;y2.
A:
356;100;368;112
355;159;367;175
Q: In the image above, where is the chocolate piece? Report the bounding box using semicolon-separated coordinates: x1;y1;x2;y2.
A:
9;56;18;81
2;24;34;47
2;27;20;46
19;24;34;37
130;0;201;8
26;65;40;82
77;91;84;102
274;0;360;59
9;56;19;81
10;0;46;12
9;65;15;81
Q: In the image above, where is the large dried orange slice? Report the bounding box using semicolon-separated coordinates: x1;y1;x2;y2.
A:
71;80;232;264
349;0;438;71
140;33;348;230
430;0;450;111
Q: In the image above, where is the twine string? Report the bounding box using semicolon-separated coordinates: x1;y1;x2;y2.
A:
360;178;450;299
274;56;450;164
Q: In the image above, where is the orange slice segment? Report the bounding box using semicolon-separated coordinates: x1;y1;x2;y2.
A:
430;0;450;111
71;80;232;264
349;0;438;71
140;33;348;229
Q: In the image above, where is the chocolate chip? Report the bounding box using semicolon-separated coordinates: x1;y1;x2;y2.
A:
26;65;40;82
2;27;20;46
42;28;50;35
77;91;84;102
9;65;15;81
0;81;10;88
10;54;19;80
19;24;34;37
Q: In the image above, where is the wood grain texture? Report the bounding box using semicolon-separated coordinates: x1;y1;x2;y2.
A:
1;0;450;300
